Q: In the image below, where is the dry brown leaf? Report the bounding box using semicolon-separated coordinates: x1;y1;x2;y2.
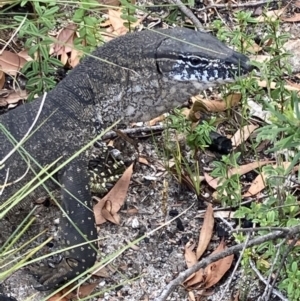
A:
288;239;300;246
0;90;27;107
185;269;205;287
242;172;266;197
204;172;219;190
204;240;234;289
188;291;196;301
181;107;191;118
243;162;294;197
92;265;110;277
100;19;113;27
0;71;5;89
108;9;128;35
190;93;241;115
47;293;68;301
94;163;133;224
257;79;300;93
295;0;300;8
231;124;258;148
101;206;120;224
51;23;77;56
185;241;197;268
148;113;167;126
61;51;69;66
69;47;83;68
126;208;139;215
244;41;262;54
205;160;274;195
255;7;286;22
281;13;300;22
285;80;300;90
184;241;207;287
94;196;108;224
196;204;214;260
104;163;133;213
228;160;273;177
0;50;27;76
17;49;32;61
59;282;98;301
74;282;98;300
138;157;149;165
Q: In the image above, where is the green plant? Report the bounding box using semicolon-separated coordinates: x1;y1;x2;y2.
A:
210;152;242;206
119;0;138;31
72;0;104;53
167;109;216;150
161;109;216;195
15;0;62;100
278;258;300;300
210;8;300;300
211;11;258;52
256;93;300;174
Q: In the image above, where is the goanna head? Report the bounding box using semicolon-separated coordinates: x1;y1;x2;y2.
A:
153;28;254;87
88;28;254;123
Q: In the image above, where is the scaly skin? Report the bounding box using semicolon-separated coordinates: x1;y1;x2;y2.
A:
0;28;253;290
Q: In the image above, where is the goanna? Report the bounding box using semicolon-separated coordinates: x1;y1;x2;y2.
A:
0;28;253;290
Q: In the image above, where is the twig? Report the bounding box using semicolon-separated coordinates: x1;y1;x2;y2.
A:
266;235;299;300
249;259;288;301
0;14;27;55
198;0;278;12
232;226;290;233
217;233;251;301
154;224;300;301
261;239;287;300
167;0;204;31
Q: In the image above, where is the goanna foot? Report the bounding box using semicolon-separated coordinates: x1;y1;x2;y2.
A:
28;257;82;291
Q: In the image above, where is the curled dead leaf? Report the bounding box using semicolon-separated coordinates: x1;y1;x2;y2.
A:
185;241;197;268
0;89;27;107
94;163;133;225
0;50;27;76
204;240;234;289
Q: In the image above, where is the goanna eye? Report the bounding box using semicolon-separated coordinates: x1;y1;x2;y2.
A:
188;56;202;67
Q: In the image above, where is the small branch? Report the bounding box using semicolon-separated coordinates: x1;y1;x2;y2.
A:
232;226;290;233
0;14;27;55
217;234;251;301
167;0;204;31
266;235;299;300
154;225;300;301
198;0;278;12
249;259;288;301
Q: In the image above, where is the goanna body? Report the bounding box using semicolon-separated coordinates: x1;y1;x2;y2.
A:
0;28;253;290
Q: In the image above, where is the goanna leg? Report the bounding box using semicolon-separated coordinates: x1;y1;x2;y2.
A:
30;157;98;291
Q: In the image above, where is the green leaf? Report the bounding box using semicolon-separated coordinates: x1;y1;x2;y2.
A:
43;6;59;17
48;57;64;67
73;9;86;22
28;23;39;35
39;45;50;60
83;16;97;26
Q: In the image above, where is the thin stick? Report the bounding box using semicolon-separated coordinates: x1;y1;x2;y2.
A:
167;0;204;31
154;225;300;301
